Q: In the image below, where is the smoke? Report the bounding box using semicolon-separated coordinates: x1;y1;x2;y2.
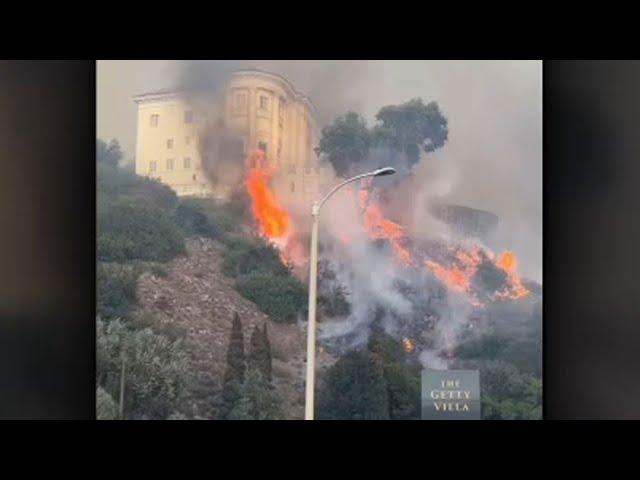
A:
172;60;541;363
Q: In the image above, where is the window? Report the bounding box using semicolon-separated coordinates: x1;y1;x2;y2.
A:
290;181;295;193
184;157;191;169
259;95;269;111
150;114;159;127
166;159;174;170
258;142;267;153
192;174;197;182
235;93;247;111
149;161;157;172
167;138;173;149
184;110;193;124
185;136;191;145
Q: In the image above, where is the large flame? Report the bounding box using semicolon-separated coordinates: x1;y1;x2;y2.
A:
245;150;290;239
354;183;528;305
359;187;414;266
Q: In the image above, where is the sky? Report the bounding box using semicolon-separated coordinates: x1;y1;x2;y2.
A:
97;60;542;281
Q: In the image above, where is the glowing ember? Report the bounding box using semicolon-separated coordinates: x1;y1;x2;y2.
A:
245;150;290;239
402;337;415;353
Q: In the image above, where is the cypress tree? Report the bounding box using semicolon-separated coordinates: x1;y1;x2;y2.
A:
249;322;272;382
221;313;245;419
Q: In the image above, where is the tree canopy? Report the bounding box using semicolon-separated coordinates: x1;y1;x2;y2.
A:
319;99;448;177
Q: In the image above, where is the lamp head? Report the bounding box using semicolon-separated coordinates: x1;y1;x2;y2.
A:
373;166;396;177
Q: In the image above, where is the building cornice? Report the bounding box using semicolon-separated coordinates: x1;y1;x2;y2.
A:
131;69;317;113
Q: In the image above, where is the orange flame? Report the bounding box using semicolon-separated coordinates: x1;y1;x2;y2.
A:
494;250;529;299
402;337;415;353
245;150;290;239
359;188;414;266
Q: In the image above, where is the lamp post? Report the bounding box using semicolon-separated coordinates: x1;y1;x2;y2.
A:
304;166;396;420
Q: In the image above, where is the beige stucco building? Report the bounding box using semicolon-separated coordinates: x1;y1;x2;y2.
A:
133;69;328;209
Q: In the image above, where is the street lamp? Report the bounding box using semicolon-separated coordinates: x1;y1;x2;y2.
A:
304;166;396;420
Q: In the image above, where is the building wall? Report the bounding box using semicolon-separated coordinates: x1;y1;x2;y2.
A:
133;70;329;208
134;93;211;197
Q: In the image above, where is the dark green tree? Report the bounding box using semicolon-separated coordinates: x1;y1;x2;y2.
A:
319;111;371;177
374;98;448;167
367;327;421;420
97;138;123;168
227;367;282;420
318;350;389;420
248;322;272;382
220;313;246;419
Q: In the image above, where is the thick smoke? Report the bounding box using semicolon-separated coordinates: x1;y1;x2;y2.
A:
173;61;541;366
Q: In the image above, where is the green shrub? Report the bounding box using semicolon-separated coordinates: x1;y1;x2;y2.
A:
172;198;217;238
96;318;189;420
97;162;178;212
236;272;307;323
222;235;289;278
97;199;185;262
97;263;139;319
96;386;119;420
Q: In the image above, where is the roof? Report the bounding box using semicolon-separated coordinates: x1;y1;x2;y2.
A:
132;68;316;112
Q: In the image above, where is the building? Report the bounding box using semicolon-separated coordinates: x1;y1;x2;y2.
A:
132;69;327;208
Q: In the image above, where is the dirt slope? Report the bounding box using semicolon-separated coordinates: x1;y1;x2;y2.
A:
135;237;333;419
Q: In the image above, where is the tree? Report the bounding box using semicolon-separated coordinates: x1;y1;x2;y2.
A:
220;313;246;418
367;327;421;420
318;350;389;420
96;318;189;419
96;386;119;420
97;138;123;168
249;323;272;382
227;367;282;420
319;112;371;177
374;98;448;167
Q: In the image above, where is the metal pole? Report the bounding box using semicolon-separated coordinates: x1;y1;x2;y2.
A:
302;166;394;420
304;201;320;420
119;354;126;420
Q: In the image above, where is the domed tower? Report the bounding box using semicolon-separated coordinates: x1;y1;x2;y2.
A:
224;69;326;209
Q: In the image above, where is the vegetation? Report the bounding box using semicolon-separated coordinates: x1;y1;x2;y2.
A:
236;272;307;323
98;200;185;263
97;139;124;168
318;349;390;420
228;367;282;420
318;325;422;420
96;318;189;419
96;386;119;420
319;98;448;177
249;323;272;382
220;314;246;419
221;314;282;420
221;235;289;278
96;263;138;320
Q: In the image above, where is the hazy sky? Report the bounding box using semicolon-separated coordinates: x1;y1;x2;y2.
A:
97;60;542;280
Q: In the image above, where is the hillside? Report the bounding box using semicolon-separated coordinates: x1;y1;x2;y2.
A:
134;236;334;420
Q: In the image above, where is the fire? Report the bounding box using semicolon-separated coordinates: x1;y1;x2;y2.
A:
494;250;529;299
358;187;414;266
245;150;290;239
402;337;415;353
424;260;471;293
